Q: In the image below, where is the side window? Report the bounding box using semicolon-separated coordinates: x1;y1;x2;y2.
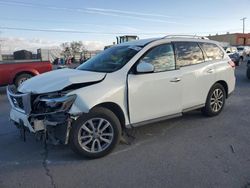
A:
174;42;204;67
199;42;224;61
140;44;175;72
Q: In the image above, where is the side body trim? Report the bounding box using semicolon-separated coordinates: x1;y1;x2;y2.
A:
182;104;205;113
131;113;182;128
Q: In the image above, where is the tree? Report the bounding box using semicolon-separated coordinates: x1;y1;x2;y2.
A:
70;41;85;55
60;41;85;59
60;42;71;59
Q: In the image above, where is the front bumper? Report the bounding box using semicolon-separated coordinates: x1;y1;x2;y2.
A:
7;86;73;144
10;108;36;132
7;86;36;132
7;86;58;132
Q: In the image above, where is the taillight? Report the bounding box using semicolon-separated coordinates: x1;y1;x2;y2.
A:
228;60;235;68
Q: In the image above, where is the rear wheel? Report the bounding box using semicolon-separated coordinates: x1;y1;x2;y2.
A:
14;73;33;88
69;107;121;159
202;83;226;117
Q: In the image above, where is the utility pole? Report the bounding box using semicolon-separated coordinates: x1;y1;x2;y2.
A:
240;17;247;33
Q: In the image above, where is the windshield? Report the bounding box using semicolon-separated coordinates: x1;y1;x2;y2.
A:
77;45;141;73
237;47;244;51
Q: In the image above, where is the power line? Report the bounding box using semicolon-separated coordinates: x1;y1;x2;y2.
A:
0;16;153;29
0;26;167;35
0;26;243;36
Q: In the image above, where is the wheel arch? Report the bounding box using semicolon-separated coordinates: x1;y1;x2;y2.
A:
13;71;37;83
214;80;228;98
92;102;126;130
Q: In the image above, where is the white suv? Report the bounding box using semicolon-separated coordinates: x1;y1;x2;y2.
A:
7;36;235;158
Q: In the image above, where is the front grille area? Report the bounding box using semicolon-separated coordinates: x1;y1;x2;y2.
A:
7;86;31;114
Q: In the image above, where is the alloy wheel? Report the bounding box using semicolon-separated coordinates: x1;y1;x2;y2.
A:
78;118;114;153
210;88;224;112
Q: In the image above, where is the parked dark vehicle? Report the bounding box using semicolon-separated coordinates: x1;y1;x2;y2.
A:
236;46;244;60
228;52;241;66
247;58;250;79
224;47;240;66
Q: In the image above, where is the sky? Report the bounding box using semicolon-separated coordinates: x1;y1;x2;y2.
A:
0;0;249;53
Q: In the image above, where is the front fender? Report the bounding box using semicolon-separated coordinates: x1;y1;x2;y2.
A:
67;75;129;125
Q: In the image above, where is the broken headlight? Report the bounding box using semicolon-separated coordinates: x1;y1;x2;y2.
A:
33;94;76;114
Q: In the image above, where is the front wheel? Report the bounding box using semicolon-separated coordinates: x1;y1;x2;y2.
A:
202;83;226;117
69;107;121;159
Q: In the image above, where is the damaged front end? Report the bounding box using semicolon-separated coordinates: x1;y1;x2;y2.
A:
7;86;77;145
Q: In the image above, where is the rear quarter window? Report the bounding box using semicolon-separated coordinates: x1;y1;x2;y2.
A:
199;42;224;61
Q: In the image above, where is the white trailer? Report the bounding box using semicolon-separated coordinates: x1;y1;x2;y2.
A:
37;48;62;63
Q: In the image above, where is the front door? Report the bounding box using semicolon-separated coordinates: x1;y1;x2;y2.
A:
128;43;182;124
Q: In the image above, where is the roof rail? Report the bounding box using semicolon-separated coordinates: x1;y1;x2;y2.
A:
163;35;209;40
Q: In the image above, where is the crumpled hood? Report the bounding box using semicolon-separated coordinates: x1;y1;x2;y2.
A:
18;68;106;94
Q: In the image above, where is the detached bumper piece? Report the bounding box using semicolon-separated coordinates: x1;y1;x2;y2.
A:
6;86;74;145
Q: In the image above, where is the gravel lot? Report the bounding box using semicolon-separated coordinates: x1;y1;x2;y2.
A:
0;63;250;188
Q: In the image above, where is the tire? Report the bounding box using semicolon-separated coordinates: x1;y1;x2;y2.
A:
69;107;121;159
202;83;226;117
247;67;250;80
14;73;33;88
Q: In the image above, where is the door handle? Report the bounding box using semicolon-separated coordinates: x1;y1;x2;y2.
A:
170;77;181;82
207;68;214;73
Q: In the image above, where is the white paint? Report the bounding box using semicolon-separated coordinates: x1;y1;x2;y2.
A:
18;68;106;93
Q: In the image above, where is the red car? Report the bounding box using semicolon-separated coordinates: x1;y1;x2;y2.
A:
0;60;52;87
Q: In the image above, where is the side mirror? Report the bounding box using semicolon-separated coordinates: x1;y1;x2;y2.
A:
136;61;154;73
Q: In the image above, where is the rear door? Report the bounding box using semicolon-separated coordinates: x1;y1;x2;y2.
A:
173;42;216;110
